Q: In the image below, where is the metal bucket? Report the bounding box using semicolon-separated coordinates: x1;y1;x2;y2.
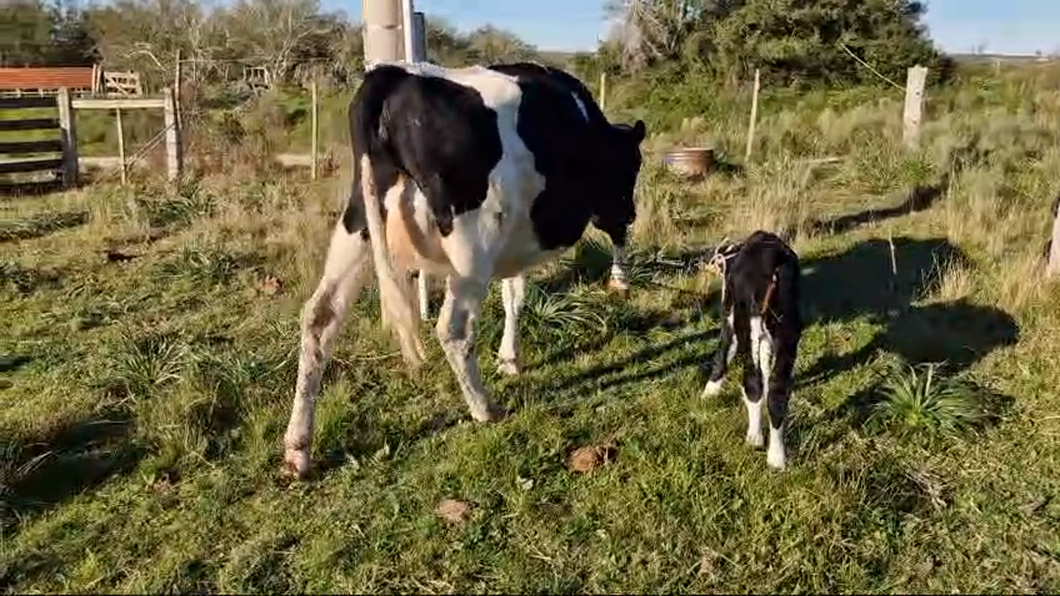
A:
662;147;715;180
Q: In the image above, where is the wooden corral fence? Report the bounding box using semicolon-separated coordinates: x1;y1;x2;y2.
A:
0;89;78;185
0;87;183;188
101;71;144;97
242;66;272;94
0;66;143;98
0;67;97;98
75;88;183;184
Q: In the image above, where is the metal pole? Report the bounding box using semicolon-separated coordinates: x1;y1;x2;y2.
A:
401;0;414;62
411;11;427;62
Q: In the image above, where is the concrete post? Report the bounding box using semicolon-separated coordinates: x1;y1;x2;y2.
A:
362;0;404;68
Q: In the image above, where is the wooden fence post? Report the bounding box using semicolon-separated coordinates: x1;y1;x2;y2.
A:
174;48;183;131
744;68;761;163
599;72;607;112
57;87;78;186
163;86;182;183
116;107;127;185
311;79;319;180
903;66;928;149
1048;195;1060;277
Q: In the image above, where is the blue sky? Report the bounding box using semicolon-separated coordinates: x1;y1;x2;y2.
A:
323;0;1060;56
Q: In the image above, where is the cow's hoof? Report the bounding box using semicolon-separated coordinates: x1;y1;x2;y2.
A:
282;449;311;479
701;380;723;398
607;279;630;297
745;432;765;449
497;359;520;376
472;403;508;423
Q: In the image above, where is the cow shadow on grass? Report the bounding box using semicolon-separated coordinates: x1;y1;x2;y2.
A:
789;237;1017;450
537;236;712;296
807;176;949;236
796;236;1018;381
0;407;144;532
0;209;89;243
525;328;715;415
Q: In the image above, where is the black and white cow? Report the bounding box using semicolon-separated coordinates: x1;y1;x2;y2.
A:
700;230;803;470
406;62;636;322
282;61;646;477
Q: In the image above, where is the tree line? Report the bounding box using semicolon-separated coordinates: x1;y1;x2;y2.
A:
0;0;541;91
579;0;953;87
2;0;951;92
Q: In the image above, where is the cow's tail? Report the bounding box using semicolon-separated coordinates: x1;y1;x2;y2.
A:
359;154;425;369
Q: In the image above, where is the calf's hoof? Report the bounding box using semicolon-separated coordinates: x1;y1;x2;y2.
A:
282;448;311;479
701;379;723;398
745;432;765;449
767;444;787;470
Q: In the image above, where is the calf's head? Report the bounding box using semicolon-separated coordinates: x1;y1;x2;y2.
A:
590;120;647;248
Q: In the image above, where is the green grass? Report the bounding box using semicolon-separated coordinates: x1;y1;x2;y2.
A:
3;66;1060;593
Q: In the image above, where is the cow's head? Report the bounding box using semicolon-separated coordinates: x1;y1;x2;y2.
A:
591;119;647;248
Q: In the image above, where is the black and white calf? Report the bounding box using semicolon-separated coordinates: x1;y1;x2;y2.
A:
282;61;646;477
700;230;803;470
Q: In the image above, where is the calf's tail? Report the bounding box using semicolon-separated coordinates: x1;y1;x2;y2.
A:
768;253;802;337
358;154;425;368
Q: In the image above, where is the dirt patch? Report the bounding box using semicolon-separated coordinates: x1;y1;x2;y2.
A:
436;498;473;524
567;444;617;474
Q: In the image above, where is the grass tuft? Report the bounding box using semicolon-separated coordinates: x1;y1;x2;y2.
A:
866;362;1006;442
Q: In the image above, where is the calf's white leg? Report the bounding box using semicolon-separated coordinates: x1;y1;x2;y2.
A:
497;275;526;376
283;221;370;477
742;388;765;448
743;315;771;448
702;311;737;398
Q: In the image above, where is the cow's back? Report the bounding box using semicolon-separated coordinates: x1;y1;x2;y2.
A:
351;62;536;237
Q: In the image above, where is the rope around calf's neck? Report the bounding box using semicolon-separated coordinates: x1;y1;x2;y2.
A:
703;237;737;311
701;239;780;318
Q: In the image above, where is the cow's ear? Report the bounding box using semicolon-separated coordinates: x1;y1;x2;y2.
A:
632;120;646;142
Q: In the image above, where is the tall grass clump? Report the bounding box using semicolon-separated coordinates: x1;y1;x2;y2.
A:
867;362;1004;443
725;157;814;240
630;162;686;250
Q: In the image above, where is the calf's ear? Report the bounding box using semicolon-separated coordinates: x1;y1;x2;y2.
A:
632;120;646;142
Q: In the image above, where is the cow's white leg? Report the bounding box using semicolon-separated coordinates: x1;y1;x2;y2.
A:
437;274;503;421
497;274;526;376
607;244;630;294
417;271;430;320
283;221;370;477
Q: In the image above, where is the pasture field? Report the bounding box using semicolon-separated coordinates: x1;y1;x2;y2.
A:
3;63;1060;592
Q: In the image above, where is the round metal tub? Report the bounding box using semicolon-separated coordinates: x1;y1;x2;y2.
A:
662;146;715;180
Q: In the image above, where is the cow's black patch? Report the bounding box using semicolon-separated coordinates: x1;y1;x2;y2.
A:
488;62;645;251
344;64;503;237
